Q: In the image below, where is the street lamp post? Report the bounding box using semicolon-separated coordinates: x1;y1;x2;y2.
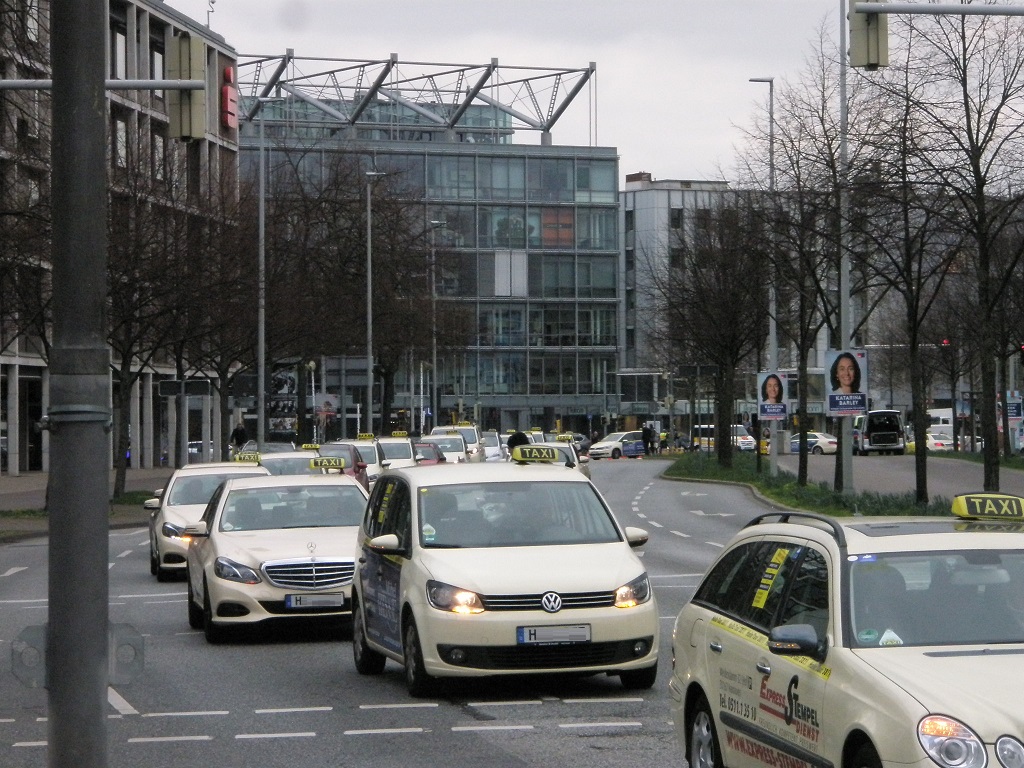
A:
750;76;778;477
365;170;386;435
429;219;446;431
257;106;268;450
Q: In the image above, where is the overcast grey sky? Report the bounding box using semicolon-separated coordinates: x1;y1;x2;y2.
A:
165;0;837;183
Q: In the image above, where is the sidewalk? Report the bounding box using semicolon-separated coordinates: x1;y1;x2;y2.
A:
0;467;173;543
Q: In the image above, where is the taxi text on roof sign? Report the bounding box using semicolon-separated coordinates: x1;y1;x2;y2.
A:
511;445;560;463
234;451;260;463
357;433;375;440
311;456;346;470
952;493;1024;520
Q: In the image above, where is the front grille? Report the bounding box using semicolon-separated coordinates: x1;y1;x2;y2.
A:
481;591;615;611
438;637;654;670
262;559;355;590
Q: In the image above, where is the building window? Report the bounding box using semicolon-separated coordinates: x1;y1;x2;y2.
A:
152;130;166;180
111;25;127;80
151;46;165;101
670;207;683;229
21;0;40;42
112;113;129;169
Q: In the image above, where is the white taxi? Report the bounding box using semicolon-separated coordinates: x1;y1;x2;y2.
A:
184;474;369;643
430;421;484;462
146;461;270;582
533;436;592;479
351;445;658;697
670;495;1024;768
422;431;469;463
377;431;419;471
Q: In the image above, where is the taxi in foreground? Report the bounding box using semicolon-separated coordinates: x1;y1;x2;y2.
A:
146;461;270;582
351;444;658;696
184;474;369;643
670;494;1024;768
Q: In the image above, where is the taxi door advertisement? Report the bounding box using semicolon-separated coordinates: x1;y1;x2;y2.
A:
359;477;407;656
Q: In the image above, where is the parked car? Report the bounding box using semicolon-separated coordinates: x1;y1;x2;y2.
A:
789;431;838;455
588;431;645;459
853;410;906;455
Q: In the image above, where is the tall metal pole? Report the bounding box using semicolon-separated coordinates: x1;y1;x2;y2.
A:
839;0;855;492
49;0;111;764
365;171;385;434
257;110;267;449
750;76;778;477
429;220;446;431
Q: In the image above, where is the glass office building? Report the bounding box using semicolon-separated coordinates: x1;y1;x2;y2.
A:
237;55;620;435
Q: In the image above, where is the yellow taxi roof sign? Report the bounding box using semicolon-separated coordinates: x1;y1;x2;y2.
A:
952;493;1024;521
301;443;320;450
457;421;472;426
391;431;409;437
357;433;375;441
556;433;574;442
511;445;561;463
311;456;346;470
234;451;260;463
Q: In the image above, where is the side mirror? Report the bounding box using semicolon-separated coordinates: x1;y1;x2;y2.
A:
367;533;404;555
144;497;160;511
768;623;827;662
182;521;209;539
623;526;649;548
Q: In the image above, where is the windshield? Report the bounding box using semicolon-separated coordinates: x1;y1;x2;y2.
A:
601;432;627;443
381;442;414;460
425;436;464;453
168;472;265;505
849;551;1024;647
418;480;620;549
481;432;500;448
258;456;321;475
220;485;366;531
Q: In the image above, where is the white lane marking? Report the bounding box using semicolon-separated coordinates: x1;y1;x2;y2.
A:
467;700;542;707
706;541;725;548
558;721;643;729
145;600;184;605
452;724;534;732
129;735;213;743
562;697;644;704
235;732;316;739
142;711;229;718
344;727;424;735
108;687;139;716
111;528;147;537
255;707;332;714
117;550;133;558
679;492;708;497
648;521;663;528
635;512;647;518
117;592;187;599
670;530;691;538
0;598;46;605
1;567;28;578
690;510;733;517
0;718;14;723
13;741;47;747
359;703;438;710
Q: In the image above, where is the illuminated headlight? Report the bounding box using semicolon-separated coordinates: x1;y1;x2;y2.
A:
426;580;484;614
614;573;651;608
997;737;1024;768
213;556;262;585
161;522;186;539
918;716;987;768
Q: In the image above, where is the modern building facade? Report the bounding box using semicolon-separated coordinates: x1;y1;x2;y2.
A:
238;53;621;437
0;0;237;472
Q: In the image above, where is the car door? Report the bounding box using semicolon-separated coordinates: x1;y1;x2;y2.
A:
698;539;830;768
359;476;412;656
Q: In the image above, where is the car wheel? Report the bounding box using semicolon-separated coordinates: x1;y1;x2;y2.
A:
202;578;225;644
619;663;657;690
187;573;203;630
852;742;882;768
689;694;722;768
149;544;159;576
812;445;824;455
403;618;435;698
612;448;621;460
352;601;386;675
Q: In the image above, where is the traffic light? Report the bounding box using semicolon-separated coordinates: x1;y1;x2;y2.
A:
848;1;889;71
167;33;207;140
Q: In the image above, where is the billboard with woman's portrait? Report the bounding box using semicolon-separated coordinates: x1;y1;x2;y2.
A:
826;349;868;416
758;371;788;420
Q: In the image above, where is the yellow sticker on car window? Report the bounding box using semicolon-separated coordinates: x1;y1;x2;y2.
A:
752;547;790;609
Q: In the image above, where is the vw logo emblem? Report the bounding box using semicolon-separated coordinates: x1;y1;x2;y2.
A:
541;592;562;613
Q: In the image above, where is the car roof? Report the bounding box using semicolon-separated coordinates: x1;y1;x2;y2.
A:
175;461;266;474
220;474;366;492
740;505;1024;557
381;459;591;489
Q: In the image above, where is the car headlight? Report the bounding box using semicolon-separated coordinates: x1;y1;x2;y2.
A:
997;738;1024;768
161;522;186;539
918;716;987;768
426;580;484;614
213;557;262;585
614;573;651;608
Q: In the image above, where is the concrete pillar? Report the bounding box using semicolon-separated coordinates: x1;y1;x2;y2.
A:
201;392;212;462
130;376;141;468
167;397;177;469
6;363;19;476
142;371;153;468
41;366;50;472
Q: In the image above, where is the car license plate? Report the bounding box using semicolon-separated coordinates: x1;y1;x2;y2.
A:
285;593;346;609
517;624;591;644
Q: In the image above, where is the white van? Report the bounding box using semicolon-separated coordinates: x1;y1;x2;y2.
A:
852;410;906;455
691;424;755;452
